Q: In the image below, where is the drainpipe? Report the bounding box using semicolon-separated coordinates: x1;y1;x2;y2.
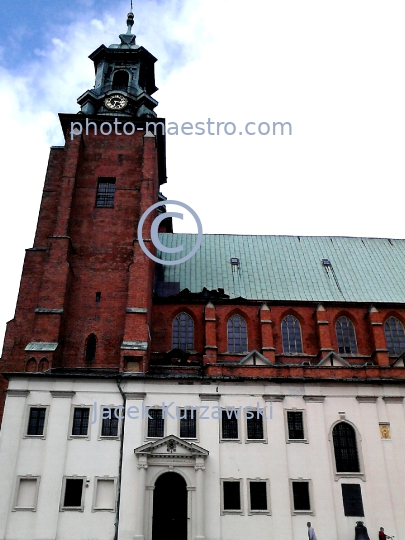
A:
114;376;126;540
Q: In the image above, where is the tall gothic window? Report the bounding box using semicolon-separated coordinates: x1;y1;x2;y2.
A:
85;334;97;363
332;422;360;472
227;315;248;353
384;317;405;356
335;316;357;354
172;313;194;351
281;315;303;354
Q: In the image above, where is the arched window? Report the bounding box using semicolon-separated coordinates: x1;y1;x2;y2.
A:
336;316;357;354
384;317;405;356
172;313;194;351
85;334;97;363
112;70;129;90
227;315;248;353
38;358;49;372
332;422;360;472
281;315;303;354
25;358;37;372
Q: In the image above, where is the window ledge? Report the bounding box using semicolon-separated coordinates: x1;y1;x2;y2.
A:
248;511;271;516
286;439;308;444
334;472;365;482
221;510;244;515
292;510;314;516
245;439;268;444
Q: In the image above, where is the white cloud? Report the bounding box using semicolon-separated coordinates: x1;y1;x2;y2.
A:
1;0;405;349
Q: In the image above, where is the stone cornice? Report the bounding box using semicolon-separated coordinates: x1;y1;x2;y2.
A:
199;393;220;401
303;395;325;403
125;392;147;400
383;396;404;403
50;391;76;398
6;389;29;397
263;394;284;402
356;396;377;403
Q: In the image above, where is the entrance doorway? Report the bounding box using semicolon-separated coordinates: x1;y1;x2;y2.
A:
152;472;188;540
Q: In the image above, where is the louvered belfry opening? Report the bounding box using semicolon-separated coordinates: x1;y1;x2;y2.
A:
112;70;129;91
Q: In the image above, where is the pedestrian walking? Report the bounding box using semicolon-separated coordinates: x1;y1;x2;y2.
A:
307;522;318;540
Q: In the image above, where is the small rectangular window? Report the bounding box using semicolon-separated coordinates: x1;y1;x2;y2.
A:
27;408;46;436
292;481;311;512
249;481;268;511
63;478;84;509
180;409;197;438
287;411;305;440
101;407;119;437
93;478;116;511
223;481;241;511
247;415;264;440
14;477;40;511
72;407;90;436
148;409;164;438
221;410;239;439
341;484;364;517
96;178;116;208
96;292;101;303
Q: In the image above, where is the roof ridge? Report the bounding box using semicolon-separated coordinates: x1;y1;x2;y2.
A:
159;233;405;241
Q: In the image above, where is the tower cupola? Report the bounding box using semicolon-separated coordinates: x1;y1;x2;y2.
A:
77;12;158;118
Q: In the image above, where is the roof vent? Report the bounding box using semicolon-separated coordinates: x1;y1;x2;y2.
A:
321;258;345;298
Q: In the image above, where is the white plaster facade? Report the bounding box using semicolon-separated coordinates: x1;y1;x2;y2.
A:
0;374;404;540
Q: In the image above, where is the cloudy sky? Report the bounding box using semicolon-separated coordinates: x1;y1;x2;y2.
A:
0;0;404;349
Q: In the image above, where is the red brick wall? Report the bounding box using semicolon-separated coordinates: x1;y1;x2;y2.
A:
151;301;405;366
0;118;162;417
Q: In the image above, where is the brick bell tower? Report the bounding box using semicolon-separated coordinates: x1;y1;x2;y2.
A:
0;13;167;418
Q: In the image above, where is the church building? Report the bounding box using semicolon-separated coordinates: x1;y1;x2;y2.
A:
1;13;405;540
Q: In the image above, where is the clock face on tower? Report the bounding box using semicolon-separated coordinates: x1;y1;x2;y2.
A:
104;94;128;110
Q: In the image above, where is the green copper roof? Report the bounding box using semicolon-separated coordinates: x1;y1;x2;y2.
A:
157;234;405;303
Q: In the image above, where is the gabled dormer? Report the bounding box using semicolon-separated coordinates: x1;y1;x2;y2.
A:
237;350;274;366
317;351;352;367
